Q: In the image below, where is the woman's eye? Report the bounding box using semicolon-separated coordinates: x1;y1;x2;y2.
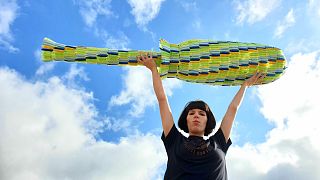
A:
189;112;205;116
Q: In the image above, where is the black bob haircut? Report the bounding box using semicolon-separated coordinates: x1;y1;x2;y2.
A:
178;100;216;136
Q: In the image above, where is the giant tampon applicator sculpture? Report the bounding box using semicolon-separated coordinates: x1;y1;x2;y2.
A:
41;38;286;86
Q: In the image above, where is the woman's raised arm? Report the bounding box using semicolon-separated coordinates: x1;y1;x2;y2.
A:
137;53;174;137
220;72;266;142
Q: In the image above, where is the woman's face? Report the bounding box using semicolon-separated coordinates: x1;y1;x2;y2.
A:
186;108;207;136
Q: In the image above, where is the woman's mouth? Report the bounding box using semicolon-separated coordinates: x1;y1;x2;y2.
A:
193;120;200;125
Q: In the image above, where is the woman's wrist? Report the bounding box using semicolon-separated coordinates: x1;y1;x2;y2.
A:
240;83;248;89
150;66;158;73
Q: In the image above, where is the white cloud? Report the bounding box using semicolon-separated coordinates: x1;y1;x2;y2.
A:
109;66;182;117
274;9;295;38
34;48;41;61
0;66;166;180
227;50;320;179
103;116;132;132
95;29;130;49
108;67;156;117
233;0;280;25
62;64;89;83
308;0;320;18
123;17;132;27
76;0;114;27
178;0;201;32
258;51;319;127
34;49;55;75
75;0;131;50
192;20;201;31
284;39;318;55
179;0;197;12
162;75;182;97
36;63;55;76
0;0;19;52
127;0;165;27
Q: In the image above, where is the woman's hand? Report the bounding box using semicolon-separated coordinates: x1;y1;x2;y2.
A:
242;72;267;87
137;52;157;72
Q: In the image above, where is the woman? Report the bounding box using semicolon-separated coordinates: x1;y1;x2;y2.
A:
137;53;265;180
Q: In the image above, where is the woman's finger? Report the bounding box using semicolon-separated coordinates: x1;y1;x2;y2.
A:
259;73;267;79
247;72;259;86
253;72;261;82
257;73;267;84
249;72;258;83
253;73;265;84
141;52;147;61
137;52;144;64
138;52;142;61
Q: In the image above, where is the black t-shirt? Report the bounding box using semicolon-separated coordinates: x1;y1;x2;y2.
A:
161;124;232;180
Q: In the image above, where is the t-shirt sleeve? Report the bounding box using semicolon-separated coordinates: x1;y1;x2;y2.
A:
161;124;179;151
212;127;232;154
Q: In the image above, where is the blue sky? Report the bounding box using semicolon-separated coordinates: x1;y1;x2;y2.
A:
1;0;320;179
